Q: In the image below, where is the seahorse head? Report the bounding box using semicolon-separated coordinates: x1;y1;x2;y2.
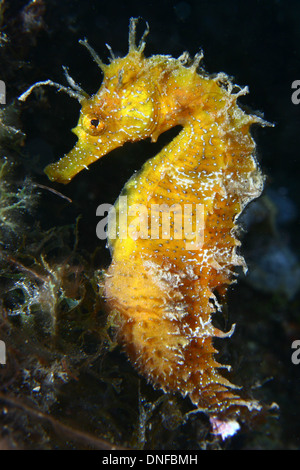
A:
44;18;162;184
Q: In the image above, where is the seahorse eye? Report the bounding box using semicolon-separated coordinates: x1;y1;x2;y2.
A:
90;118;99;128
82;114;105;135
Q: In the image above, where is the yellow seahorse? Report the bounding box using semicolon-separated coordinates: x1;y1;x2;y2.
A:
26;18;268;417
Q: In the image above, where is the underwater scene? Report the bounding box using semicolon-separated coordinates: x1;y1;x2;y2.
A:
0;0;300;451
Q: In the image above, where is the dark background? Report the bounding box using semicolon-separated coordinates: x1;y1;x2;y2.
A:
1;0;300;450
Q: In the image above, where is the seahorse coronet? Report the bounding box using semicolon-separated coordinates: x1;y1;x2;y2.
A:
42;17;269;418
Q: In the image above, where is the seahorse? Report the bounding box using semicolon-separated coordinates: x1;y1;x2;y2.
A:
39;18;267;417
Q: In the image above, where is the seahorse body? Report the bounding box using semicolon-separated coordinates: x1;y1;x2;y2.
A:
45;19;265;416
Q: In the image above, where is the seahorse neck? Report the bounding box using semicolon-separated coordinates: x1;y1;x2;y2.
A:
124;113;218;206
